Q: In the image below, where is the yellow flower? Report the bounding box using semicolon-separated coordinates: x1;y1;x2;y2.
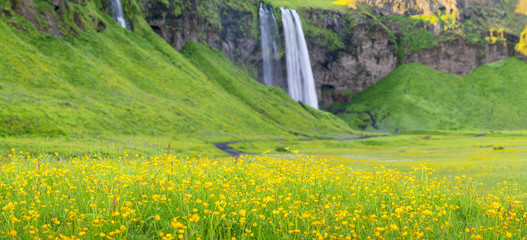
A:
395;207;403;214
472;234;483;240
190;214;200;223
7;230;17;237
171;219;186;229
390;224;398;231
155;215;161;221
422;210;433;216
239;209;247;217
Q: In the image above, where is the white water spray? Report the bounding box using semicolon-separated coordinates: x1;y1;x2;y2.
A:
280;8;318;109
110;0;127;28
259;2;281;86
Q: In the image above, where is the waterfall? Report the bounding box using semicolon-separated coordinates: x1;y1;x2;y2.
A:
259;3;282;87
110;0;127;28
280;8;319;109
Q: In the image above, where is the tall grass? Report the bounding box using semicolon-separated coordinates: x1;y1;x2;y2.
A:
0;152;525;239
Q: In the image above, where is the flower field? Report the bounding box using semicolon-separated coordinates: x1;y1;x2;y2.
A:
0;151;526;239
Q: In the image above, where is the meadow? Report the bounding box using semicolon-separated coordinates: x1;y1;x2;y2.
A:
232;132;527;193
1;133;526;239
2;0;527;239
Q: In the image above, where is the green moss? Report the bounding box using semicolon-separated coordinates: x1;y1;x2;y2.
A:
303;24;345;51
163;0;260;39
382;15;438;60
467;0;527;35
462;20;485;46
170;0;184;17
0;0;10;9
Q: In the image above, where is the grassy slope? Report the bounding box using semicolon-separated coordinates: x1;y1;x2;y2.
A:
0;0;352;156
180;42;350;137
332;58;527;131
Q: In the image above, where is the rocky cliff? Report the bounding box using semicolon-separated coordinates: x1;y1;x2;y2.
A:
140;0;526;107
302;9;397;105
405;38;514;75
142;0;262;77
302;4;523;105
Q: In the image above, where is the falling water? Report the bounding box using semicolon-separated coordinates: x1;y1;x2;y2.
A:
110;0;127;28
280;8;319;109
259;2;282;87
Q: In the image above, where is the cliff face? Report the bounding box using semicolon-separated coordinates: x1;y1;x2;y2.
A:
140;0;522;107
300;5;517;105
302;9;397;105
356;0;459;16
142;0;261;76
405;39;513;75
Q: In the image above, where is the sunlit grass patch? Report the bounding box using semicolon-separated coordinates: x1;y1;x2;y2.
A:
0;151;525;239
231;134;527;193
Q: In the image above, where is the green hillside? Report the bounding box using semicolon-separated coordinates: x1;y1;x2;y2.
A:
331;58;527;131
0;0;351;156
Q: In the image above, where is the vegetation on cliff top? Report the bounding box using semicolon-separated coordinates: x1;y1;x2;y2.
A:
265;0;348;10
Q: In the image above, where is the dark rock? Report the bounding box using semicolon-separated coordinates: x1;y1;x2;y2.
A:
41;8;62;37
97;20;106;32
405;39;511;75
73;11;84;30
304;10;397;97
517;51;527;61
48;0;63;8
0;8;12;17
11;0;39;27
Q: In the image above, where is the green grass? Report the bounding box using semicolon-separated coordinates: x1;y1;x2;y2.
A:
0;0;353;156
0;135;226;157
230;132;527;193
328;58;527;131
